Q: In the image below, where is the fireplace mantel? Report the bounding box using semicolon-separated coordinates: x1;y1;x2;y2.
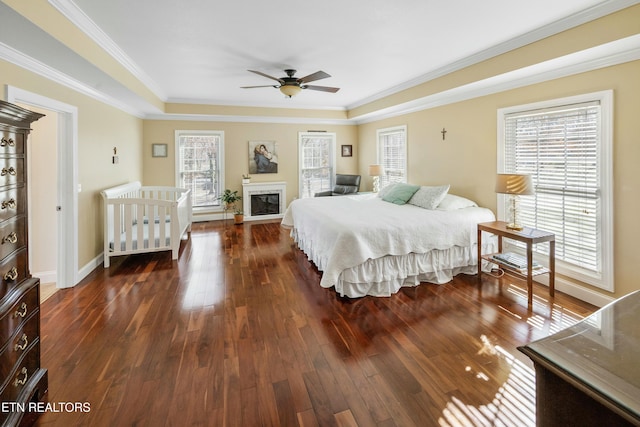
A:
242;181;286;221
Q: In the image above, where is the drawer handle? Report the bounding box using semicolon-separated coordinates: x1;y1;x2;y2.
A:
2;232;17;244
14;367;28;387
14;302;27;318
1;199;16;210
1;167;16;176
4;266;18;281
0;137;15;147
15;333;28;351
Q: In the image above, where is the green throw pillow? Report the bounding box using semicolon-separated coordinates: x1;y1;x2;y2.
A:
381;183;420;205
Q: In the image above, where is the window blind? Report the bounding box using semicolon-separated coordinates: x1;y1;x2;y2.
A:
378;127;407;188
504;101;601;272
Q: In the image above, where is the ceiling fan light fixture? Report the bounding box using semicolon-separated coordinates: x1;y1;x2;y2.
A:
280;85;301;98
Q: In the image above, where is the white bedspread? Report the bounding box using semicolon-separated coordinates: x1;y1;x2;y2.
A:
282;193;496;296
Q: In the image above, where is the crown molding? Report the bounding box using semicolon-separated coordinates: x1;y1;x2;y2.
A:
347;0;640;110
145;112;353;126
351;34;640;124
48;0;167;101
0;42;146;117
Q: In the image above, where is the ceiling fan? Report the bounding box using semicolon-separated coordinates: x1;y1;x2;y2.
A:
241;69;340;98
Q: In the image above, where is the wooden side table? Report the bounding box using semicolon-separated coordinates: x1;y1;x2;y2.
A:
477;221;555;307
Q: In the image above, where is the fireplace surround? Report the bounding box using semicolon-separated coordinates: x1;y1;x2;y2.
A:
242;181;286;221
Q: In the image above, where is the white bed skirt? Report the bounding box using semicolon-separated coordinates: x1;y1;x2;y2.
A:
293;227;497;297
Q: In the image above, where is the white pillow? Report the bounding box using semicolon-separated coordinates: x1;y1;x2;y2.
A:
436;194;478;210
408;185;450;209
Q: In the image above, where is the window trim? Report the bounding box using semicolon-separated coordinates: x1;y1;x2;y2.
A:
174;129;225;213
497;90;614;291
298;131;336;198
376;125;408;188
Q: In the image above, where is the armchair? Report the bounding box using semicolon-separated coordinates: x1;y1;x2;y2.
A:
315;174;361;197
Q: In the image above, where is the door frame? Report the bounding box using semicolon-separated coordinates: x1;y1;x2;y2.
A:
6;85;79;288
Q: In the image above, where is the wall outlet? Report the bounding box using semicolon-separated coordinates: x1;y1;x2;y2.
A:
112;155;119;164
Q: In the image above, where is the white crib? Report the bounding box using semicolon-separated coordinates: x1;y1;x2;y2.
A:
101;181;192;267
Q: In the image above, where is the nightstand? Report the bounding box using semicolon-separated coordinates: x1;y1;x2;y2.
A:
477;221;555;307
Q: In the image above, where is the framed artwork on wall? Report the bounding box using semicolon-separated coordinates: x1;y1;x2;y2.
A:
249;141;278;174
341;145;352;157
152;143;168;157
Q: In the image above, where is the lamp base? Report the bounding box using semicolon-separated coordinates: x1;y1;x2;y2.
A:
506;223;524;231
372;176;380;193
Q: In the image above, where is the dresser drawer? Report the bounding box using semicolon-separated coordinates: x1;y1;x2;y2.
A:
0;308;38;382
0;281;38;348
0;248;28;298
0;185;25;223
0;217;25;261
0;340;40;404
0;131;24;156
0;158;24;187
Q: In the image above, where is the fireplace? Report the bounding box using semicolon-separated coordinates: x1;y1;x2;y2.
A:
242;182;286;221
251;194;279;216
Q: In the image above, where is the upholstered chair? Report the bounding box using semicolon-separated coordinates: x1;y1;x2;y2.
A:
315;174;361;197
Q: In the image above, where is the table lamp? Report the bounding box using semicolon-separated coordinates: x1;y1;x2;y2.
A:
495;173;534;230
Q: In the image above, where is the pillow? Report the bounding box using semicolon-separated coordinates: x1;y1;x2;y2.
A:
377;182;398;198
381;183;420;205
408;185;450;209
436;194;478;210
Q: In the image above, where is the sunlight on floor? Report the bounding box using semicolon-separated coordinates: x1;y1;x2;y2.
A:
438;297;587;427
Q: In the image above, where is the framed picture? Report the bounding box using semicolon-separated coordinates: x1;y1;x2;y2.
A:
249;141;278;174
341;145;352;157
152;143;168;157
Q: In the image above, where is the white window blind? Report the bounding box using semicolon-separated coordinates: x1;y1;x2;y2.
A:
298;132;335;198
175;130;224;209
499;91;613;291
377;126;407;188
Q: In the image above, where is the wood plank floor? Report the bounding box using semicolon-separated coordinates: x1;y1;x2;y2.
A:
34;219;597;427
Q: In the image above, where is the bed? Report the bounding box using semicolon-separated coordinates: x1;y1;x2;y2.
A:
101;181;192;267
281;189;497;298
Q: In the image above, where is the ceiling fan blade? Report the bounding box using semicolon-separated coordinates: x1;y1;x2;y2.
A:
241;85;279;89
247;70;284;84
298;71;331;84
302;85;340;93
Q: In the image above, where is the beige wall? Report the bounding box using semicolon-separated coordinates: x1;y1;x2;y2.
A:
0;59;144;268
143;120;358;209
27;105;57;279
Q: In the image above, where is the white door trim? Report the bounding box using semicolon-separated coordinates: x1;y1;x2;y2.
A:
6;85;79;288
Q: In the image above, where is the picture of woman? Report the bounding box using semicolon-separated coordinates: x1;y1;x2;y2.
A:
249;141;278;174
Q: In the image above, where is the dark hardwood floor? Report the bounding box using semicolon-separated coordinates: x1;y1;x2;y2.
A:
33;220;597;427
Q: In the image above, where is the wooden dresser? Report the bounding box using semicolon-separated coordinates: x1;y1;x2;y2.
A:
0;100;48;426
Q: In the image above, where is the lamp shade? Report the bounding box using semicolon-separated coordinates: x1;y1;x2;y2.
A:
495;174;534;195
368;164;383;177
280;85;301;97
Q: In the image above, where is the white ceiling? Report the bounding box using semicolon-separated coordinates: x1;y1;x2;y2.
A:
66;0;609;111
3;0;635;114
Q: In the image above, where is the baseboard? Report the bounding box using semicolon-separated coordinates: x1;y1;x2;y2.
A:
192;212;225;222
531;274;614;308
75;254;103;287
32;270;56;284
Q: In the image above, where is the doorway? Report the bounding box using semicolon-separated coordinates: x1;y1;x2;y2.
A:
6;86;78;289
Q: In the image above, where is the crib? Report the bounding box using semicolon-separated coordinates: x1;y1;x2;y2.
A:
101;181;192;267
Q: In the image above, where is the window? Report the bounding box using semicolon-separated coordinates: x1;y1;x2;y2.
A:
498;91;613;290
175;130;224;210
377;125;407;188
298;132;336;198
